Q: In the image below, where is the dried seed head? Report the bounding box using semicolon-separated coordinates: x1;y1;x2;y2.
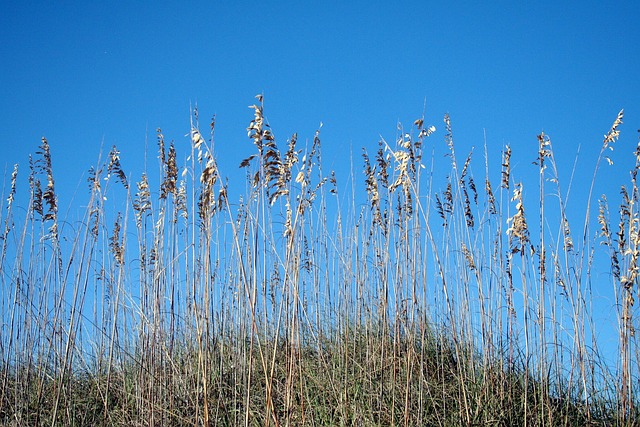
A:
160;143;178;199
618;186;631;254
198;154;220;221
506;183;532;255
109;212;125;266
329;171;337;195
133;173;151;227
562;215;573;252
469;177;478;205
444;114;454;153
553;252;567;295
501;146;511;190
363;150;382;226
537;132;551;170
462;243;476;271
191;128;205;151
419;125;436;138
157;128;166;164
284;203;293;238
376;141;389;189
460;150;473;184
603;109;624;149
29;156;43;218
485;178;497;215
444;183;453;213
107;145;128;189
598;196;611;243
217;185;227;212
463;186;474;228
435;193;446;226
7;164;18;207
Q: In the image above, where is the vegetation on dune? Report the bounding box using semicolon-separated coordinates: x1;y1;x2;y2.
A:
0;97;637;426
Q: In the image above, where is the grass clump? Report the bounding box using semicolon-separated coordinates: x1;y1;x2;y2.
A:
0;97;637;426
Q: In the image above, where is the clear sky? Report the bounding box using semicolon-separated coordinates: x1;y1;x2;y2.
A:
2;1;638;189
1;1;639;367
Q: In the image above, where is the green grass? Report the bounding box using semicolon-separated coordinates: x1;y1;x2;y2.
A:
0;99;636;425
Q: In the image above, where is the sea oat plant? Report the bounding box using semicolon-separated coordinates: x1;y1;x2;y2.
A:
0;98;637;426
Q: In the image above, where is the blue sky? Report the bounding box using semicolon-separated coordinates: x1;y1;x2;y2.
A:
1;1;639;368
2;1;638;192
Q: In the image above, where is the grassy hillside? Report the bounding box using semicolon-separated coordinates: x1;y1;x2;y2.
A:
0;98;636;426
